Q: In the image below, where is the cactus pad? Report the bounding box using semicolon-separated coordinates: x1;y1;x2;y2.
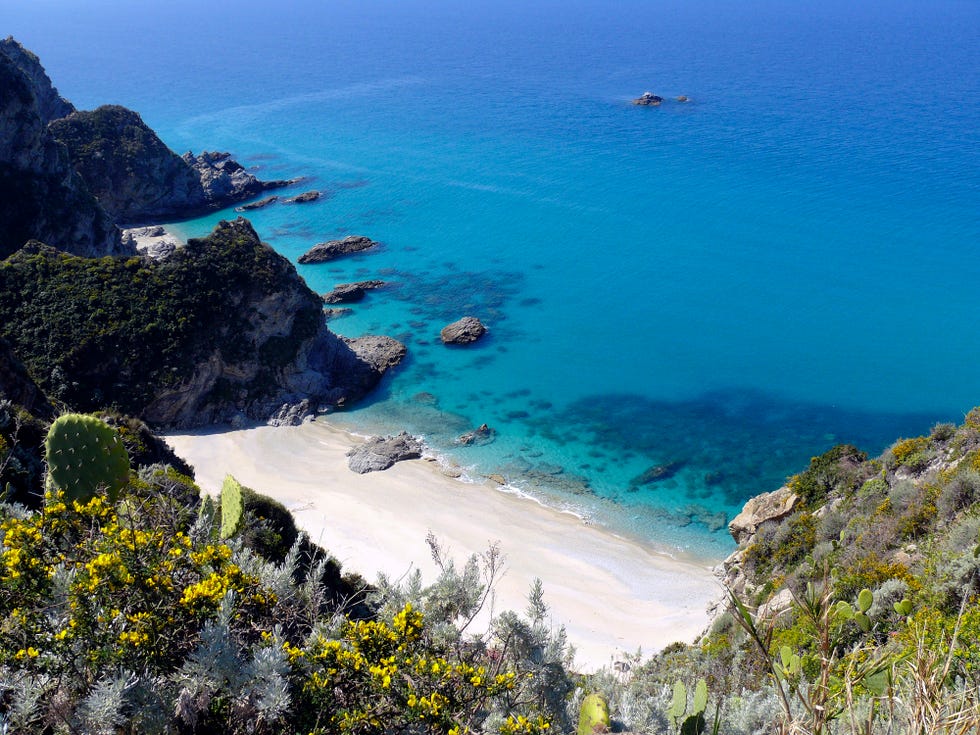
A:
578;693;610;735
45;414;130;504
220;474;245;539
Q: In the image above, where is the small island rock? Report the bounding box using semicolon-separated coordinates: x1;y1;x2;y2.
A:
632;91;663;106
440;316;487;345
456;423;495;446
321;280;385;304
347;432;423;473
284;190;321;204
235;195;279;212
299;236;379;264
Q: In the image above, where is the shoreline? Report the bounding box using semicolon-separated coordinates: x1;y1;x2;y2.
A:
165;420;722;672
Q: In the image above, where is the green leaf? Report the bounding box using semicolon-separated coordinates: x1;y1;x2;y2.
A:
855;612;871;632
692;679;708;716
668;681;688;721
893;599;913;616
780;645;794;669
858;588;873;613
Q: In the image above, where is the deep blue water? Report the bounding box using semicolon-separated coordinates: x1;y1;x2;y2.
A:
6;0;979;557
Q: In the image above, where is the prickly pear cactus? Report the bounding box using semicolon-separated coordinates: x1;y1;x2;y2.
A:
45;414;130;504
578;693;610;735
220;474;245;540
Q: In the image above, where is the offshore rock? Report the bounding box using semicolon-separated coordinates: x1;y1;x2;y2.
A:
632;91;664;106
284;190;321;204
440;316;487;345
0;47;123;258
347;432;423;473
299;236;378;264
321;280;385;304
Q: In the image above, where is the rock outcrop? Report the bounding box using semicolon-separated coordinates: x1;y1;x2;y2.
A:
299;236;378;264
0;47;124;259
321;280;385;304
236;195;279;212
49;107;293;223
0;37;75;124
727;485;799;545
347;432;423;473
284;190;321;204
440;316;487;345
0;218;405;428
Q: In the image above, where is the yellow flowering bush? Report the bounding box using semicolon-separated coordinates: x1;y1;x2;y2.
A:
293;603;543;735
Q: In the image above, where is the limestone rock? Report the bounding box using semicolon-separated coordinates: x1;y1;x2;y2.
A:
299;236;378;264
440;316;487;345
728;485;800;545
347;432;423;473
632;91;664;106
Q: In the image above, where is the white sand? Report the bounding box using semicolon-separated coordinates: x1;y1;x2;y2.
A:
165;421;720;671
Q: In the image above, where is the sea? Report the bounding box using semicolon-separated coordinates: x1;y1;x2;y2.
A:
6;0;979;559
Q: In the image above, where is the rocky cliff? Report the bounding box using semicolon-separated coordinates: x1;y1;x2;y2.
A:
48;107;292;223
0;37;75;124
0;45;124;259
0;218;403;428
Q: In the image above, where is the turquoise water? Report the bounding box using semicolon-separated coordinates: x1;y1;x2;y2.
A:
7;0;979;557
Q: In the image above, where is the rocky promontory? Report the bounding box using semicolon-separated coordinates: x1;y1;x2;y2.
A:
49;107;293;223
0;218;404;427
299;236;379;264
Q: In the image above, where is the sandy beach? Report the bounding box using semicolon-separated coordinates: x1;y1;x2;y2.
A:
165;421;720;671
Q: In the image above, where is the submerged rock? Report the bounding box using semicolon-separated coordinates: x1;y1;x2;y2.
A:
632;91;664;106
299;236;379;264
347;432;423;473
440;316;487;345
630;460;685;487
456;423;495;446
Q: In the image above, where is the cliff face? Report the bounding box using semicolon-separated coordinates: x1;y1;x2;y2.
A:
48;106;205;224
0;37;75;124
0;44;124;259
49;107;291;224
0;218;404;428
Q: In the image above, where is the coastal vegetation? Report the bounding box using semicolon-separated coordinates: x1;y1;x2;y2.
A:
4;391;980;732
